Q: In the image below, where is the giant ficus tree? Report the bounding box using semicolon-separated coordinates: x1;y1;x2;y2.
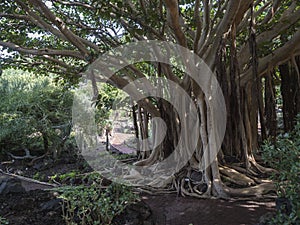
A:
1;0;300;198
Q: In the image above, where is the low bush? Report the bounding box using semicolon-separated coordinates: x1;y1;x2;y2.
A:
57;182;138;225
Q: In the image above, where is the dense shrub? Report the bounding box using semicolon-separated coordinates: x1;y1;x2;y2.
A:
0;69;74;158
262;115;300;224
58;182;138;225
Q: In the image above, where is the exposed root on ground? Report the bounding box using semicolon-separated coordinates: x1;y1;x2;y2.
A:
0;169;58;191
224;182;275;197
7;148;36;160
135;162;276;199
219;166;256;186
110;133;276;199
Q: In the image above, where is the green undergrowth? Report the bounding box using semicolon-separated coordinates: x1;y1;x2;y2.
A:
262;115;300;224
55;182;138;225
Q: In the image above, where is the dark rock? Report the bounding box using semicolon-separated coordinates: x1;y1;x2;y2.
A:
194;183;208;194
112;200;154;225
0;190;65;225
40;198;62;211
0;175;26;194
190;170;202;183
258;212;275;225
276;197;292;215
32;162;44;170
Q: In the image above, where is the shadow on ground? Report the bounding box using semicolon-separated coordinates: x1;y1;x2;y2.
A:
143;194;275;225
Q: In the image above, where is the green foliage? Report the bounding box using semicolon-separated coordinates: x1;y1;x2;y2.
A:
0;69;74;157
0;216;9;225
262;115;300;224
58;171;78;180
33;172;46;181
94;83;131;136
57;182;138;225
95;84;119;135
49;170;81;184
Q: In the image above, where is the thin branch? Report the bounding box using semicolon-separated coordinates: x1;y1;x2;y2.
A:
8;57;72;73
257;9;300;43
0;41;84;59
260;0;281;25
0;13;30;20
15;0;67;41
193;0;201;52
119;18;144;41
0;169;58;188
139;0;147;15
211;0;224;29
237;1;271;33
108;3;164;40
202;0;245;66
197;0;210;52
28;0;89;58
51;0;94;10
14;0;99;52
42;55;71;68
7;148;36;160
254;0;264;7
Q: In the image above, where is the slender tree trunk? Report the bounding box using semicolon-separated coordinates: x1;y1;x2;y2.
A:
279;60;300;132
105;128;109;151
138;106;150;159
265;71;277;140
132;103;140;157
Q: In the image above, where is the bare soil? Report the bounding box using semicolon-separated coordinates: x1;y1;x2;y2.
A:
143;194;275;225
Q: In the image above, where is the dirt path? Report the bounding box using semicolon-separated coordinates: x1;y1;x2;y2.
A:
143;194;275;225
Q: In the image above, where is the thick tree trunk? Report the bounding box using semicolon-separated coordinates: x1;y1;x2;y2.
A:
157;99;178;159
132;5;276;197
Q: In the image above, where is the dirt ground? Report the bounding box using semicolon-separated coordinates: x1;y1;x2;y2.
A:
143;194;275;225
0;155;276;225
0;132;276;225
0;190;64;225
0;189;275;225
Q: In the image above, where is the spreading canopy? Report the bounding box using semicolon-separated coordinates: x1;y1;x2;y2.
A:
1;0;300;82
